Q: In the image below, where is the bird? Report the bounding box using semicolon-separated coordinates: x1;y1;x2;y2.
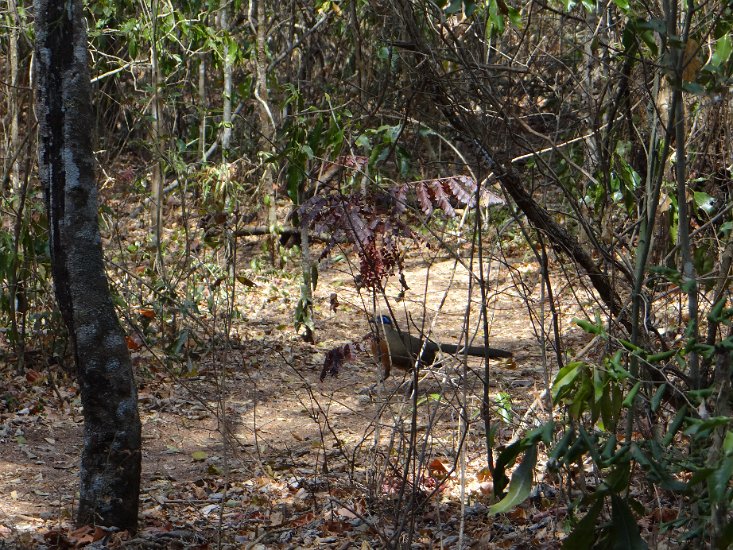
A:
371;314;512;378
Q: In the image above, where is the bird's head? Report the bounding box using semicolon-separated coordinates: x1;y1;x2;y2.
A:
370;315;394;332
375;314;393;326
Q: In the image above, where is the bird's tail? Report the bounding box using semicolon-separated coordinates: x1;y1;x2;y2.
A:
441;343;512;359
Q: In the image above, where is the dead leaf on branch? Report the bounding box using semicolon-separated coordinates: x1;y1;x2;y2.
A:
320;343;357;381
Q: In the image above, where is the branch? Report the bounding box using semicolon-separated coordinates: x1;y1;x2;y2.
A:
231;225;332;243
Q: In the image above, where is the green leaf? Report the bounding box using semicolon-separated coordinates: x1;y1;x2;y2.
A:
718;522;733;549
707;297;729;323
300;143;315;160
496;391;513;424
684;416;731;437
695;246;715;280
601;433;618;461
619;339;643;353
444;0;463;14
489;443;537;514
552;361;583;402
569;376;593;419
693;191;716;213
609;495;648;549
171;329;190;355
488;0;505;34
598;391;611;430
395;146;411;178
650;384;666;412
622;381;642;408
191;451;208;461
604;462;631;493
294;294;315;332
493;439;525;494
719;221;733;238
507;7;522;28
561;498;603;549
709;455;733;503
548;428;575;469
593;366;605;403
578;425;603;467
681;277;697;293
723;431;733;455
573;317;606;336
286;166;304;204
646;350;677;363
720;336;733;351
493;424;551;494
711;34;732;66
649;265;681;285
417;392;444;406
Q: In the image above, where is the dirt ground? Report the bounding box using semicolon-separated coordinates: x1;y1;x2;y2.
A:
0;244;585;548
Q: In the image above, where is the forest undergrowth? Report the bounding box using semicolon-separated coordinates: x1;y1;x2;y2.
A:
1;178;571;548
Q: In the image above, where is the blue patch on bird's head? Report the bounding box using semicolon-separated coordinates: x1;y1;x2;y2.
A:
376;314;392;325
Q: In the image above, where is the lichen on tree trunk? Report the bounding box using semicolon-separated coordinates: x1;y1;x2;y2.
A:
34;0;142;533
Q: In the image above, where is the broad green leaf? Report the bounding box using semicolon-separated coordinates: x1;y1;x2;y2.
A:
724;431;733;455
561;498;603;549
488;0;505;34
552;361;583;402
711;34;732;66
355;134;371;149
720;221;733;237
601;433;618;461
693;191;716;213
444;0;463;14
604;462;631;493
489;443;537;514
508;6;522;27
609;495;648;549
684;416;731;437
172;329;190;355
709;455;733;503
593;366;605;403
548;428;574;468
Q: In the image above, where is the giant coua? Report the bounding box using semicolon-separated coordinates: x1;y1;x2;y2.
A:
371;315;512;378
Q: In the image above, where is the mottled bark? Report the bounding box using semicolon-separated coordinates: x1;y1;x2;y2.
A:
34;0;141;532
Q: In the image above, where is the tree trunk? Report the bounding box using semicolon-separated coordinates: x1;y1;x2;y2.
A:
254;0;279;265
150;0;165;271
6;0;21;191
34;0;142;532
